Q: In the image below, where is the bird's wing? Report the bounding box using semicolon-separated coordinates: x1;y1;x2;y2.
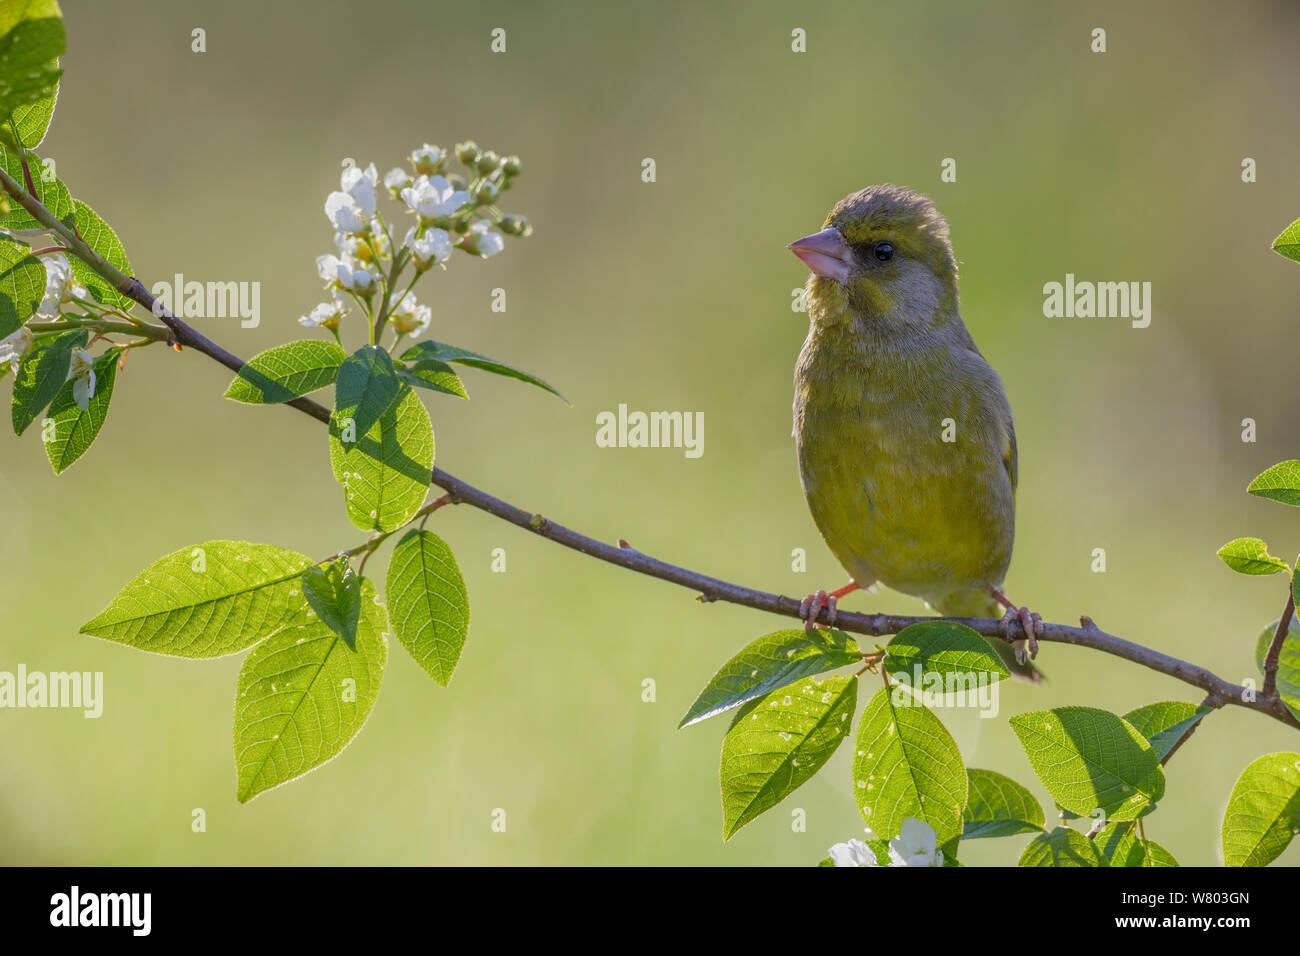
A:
1003;421;1018;494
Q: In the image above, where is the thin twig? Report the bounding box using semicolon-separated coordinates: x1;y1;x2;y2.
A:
1160;694;1221;766
4;166;1297;734
1263;590;1294;698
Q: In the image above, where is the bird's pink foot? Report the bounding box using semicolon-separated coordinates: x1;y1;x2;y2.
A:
992;588;1043;664
800;590;834;631
799;581;859;630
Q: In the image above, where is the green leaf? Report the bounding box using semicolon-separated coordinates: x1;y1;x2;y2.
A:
68;200;133;310
396;359;468;399
1122;701;1213;762
0;1;64;141
853;686;967;843
1248;461;1300;507
43;346;122;473
1019;827;1105;867
385;529;469;686
234;579;388;803
1255;613;1300;723
329;388;434;532
1274;218;1300;264
679;628;861;729
1221;752;1300;866
1095;821;1141;866
10;326;82;434
226;339;347;404
335;344;404;442
1141;840;1180;867
1095;822;1180;867
80;541;314;658
7;78;56;149
720;673;856;839
0;148;71;229
961;768;1046;839
401;340;564;401
0;236;44;337
1010;707;1164;822
1216;537;1289;575
301;559;362;651
884;620;1009;687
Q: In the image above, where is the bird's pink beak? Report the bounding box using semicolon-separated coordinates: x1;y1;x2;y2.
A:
788;227;851;284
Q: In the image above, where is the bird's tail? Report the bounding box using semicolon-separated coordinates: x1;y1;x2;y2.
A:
934;591;1043;683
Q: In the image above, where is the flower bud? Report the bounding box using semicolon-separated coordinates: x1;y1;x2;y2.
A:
410;144;446;176
475;150;500;174
474;180;500;205
446;173;469;192
502;155;522;176
455;140;480;165
384;167;412;195
499;214;532;237
458;220;505;258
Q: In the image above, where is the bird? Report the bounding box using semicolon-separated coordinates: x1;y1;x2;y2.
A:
788;184;1042;679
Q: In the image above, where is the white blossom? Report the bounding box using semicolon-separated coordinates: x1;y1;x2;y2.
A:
467;219;505;258
384;167;411;194
828;838;879;867
340;162;379;216
403;226;452;269
887;818;943;867
316;254;375;294
299;298;346;330
36;253;84;318
334;232;365;259
410;144;446;174
324;190;369;235
400;175;472;221
388;293;431;337
0;326;34;373
68;348;96;411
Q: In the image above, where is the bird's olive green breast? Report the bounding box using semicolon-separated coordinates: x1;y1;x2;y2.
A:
793;293;1015;604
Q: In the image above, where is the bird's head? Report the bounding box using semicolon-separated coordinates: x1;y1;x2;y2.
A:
789;185;958;328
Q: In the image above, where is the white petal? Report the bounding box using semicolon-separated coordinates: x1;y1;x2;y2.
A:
325;192;366;233
316;254;342;282
72;368;95;410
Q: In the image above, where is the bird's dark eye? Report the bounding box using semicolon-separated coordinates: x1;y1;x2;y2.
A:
873;242;895;262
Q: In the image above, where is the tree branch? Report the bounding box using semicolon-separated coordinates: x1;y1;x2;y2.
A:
1160;694;1221;766
1263;590;1294;698
5;166;1296;733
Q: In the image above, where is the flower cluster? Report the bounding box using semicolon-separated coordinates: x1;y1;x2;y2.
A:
37;252;87;319
301;141;531;343
828;817;944;867
1;253;98;409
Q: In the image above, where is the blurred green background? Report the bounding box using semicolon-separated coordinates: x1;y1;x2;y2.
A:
3;0;1300;866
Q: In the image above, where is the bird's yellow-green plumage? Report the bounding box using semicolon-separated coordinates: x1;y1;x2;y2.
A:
793;185;1017;623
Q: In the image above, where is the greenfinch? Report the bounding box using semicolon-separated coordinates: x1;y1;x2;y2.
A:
788;185;1042;677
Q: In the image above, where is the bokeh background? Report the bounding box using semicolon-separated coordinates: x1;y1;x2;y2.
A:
3;0;1300;866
